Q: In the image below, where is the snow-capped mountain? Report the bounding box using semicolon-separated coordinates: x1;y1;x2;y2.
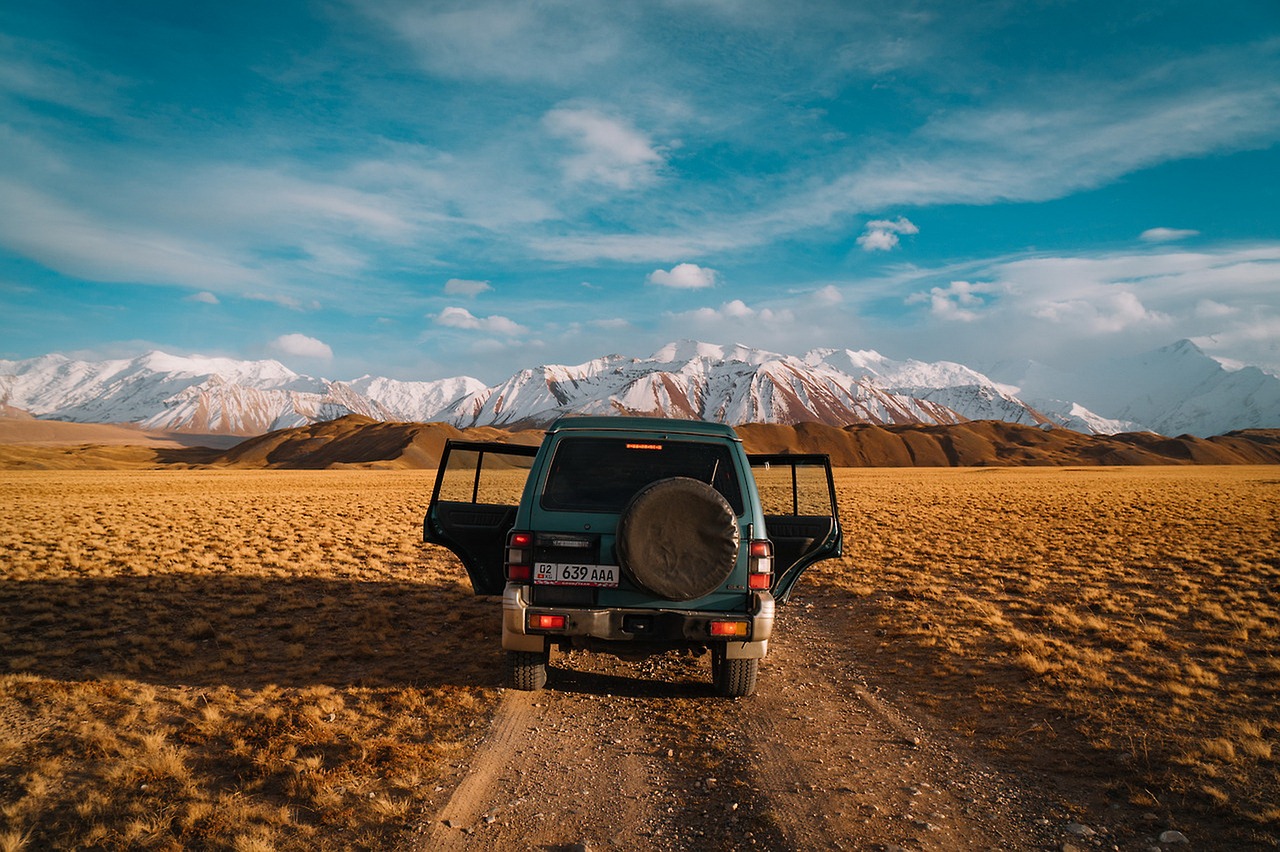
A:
439;343;1076;431
1;339;1275;437
990;339;1280;437
0;352;481;436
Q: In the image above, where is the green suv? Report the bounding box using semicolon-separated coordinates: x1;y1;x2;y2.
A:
423;416;842;697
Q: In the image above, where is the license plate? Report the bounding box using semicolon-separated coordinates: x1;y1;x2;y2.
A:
534;562;619;588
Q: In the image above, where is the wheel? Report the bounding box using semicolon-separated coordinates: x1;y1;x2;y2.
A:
616;477;740;601
712;648;758;697
506;649;549;690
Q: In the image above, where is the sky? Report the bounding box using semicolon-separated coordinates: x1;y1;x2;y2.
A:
1;1;1278;384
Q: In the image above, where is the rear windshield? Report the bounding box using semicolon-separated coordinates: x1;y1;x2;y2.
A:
541;437;743;514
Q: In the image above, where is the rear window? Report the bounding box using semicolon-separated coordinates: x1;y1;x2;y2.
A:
540;437;743;514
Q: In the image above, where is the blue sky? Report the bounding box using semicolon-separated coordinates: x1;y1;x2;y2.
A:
1;0;1278;383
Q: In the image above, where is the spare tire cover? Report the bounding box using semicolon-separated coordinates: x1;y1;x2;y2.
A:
616;477;740;601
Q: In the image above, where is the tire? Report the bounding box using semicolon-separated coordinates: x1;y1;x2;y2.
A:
506;649;548;691
712;648;757;697
616;477;740;601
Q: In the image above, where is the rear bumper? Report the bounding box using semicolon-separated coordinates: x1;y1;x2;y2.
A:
501;584;774;659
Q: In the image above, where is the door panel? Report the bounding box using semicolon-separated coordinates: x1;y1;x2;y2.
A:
424;440;538;595
748;454;843;604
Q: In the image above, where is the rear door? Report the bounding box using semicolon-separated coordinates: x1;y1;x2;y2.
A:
424;440;539;595
748;454;843;604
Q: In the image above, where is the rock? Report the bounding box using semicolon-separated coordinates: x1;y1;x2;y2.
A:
1066;823;1096;837
1159;830;1190;845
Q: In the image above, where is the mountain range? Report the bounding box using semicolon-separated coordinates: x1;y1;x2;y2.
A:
2;339;1278;438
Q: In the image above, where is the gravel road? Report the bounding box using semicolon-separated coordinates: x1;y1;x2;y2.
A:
410;599;1067;851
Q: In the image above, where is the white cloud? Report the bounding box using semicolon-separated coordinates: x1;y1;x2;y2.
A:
270;333;333;361
907;280;993;322
647;263;718;289
444;278;492;297
364;1;622;85
1195;299;1236;319
187;291;219;304
857;216;918;252
436;306;526;335
1140;227;1200;243
671;299;795;324
1031;290;1169;333
813;285;843;305
543;107;664;189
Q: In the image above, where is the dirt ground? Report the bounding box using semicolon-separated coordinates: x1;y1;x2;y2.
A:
407;597;1074;851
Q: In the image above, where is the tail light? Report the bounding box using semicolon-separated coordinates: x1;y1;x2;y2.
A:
747;539;772;591
506;531;533;582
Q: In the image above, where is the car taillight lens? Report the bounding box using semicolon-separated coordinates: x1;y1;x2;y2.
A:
711;620;749;637
528;614;565;630
506;530;533;582
748;539;772;590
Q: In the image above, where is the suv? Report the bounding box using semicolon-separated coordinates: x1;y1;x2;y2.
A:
423;416;842;696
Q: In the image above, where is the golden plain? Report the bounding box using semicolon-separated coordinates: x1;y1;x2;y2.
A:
1;466;1277;849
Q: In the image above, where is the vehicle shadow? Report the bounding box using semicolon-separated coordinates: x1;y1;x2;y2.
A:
545;653;717;699
0;574;505;690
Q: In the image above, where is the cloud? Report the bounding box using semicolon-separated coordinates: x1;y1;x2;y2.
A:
1140;227;1200;243
543;107;665;189
444;278;492;297
1194;299;1236;319
270;333;333;360
363;1;622;85
857;217;918;252
813;285;843;305
907;280;993;322
647;263;718;289
435;306;526;335
187;291;219;305
672;299;794;324
1031;291;1169;333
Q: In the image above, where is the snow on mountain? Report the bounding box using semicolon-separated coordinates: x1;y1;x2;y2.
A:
348;375;488;422
992;340;1280;437
443;343;996;430
802;347;1135;432
2;339;1275;437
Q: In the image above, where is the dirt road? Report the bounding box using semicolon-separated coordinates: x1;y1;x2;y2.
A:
406;593;1076;851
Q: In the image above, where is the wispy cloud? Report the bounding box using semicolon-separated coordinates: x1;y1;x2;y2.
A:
1140;227;1200;243
361;0;624;85
907;280;996;322
444;278;492;297
544;107;665;189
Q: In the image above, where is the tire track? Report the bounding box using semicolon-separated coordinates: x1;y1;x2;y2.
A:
413;607;1056;850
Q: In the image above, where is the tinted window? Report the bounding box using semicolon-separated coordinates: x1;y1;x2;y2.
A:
541;437;743;513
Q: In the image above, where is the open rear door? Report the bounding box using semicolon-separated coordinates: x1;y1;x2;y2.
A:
424;440;538;595
748;453;843;604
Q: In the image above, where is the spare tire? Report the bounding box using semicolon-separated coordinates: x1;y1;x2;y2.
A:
616;477;740;601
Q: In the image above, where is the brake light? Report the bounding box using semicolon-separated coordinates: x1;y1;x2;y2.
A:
506;530;533;583
711;620;749;637
528;614;566;630
748;538;772;590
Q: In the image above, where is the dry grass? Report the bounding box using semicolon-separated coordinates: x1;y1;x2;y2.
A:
810;466;1279;846
0;470;499;850
2;465;1277;848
